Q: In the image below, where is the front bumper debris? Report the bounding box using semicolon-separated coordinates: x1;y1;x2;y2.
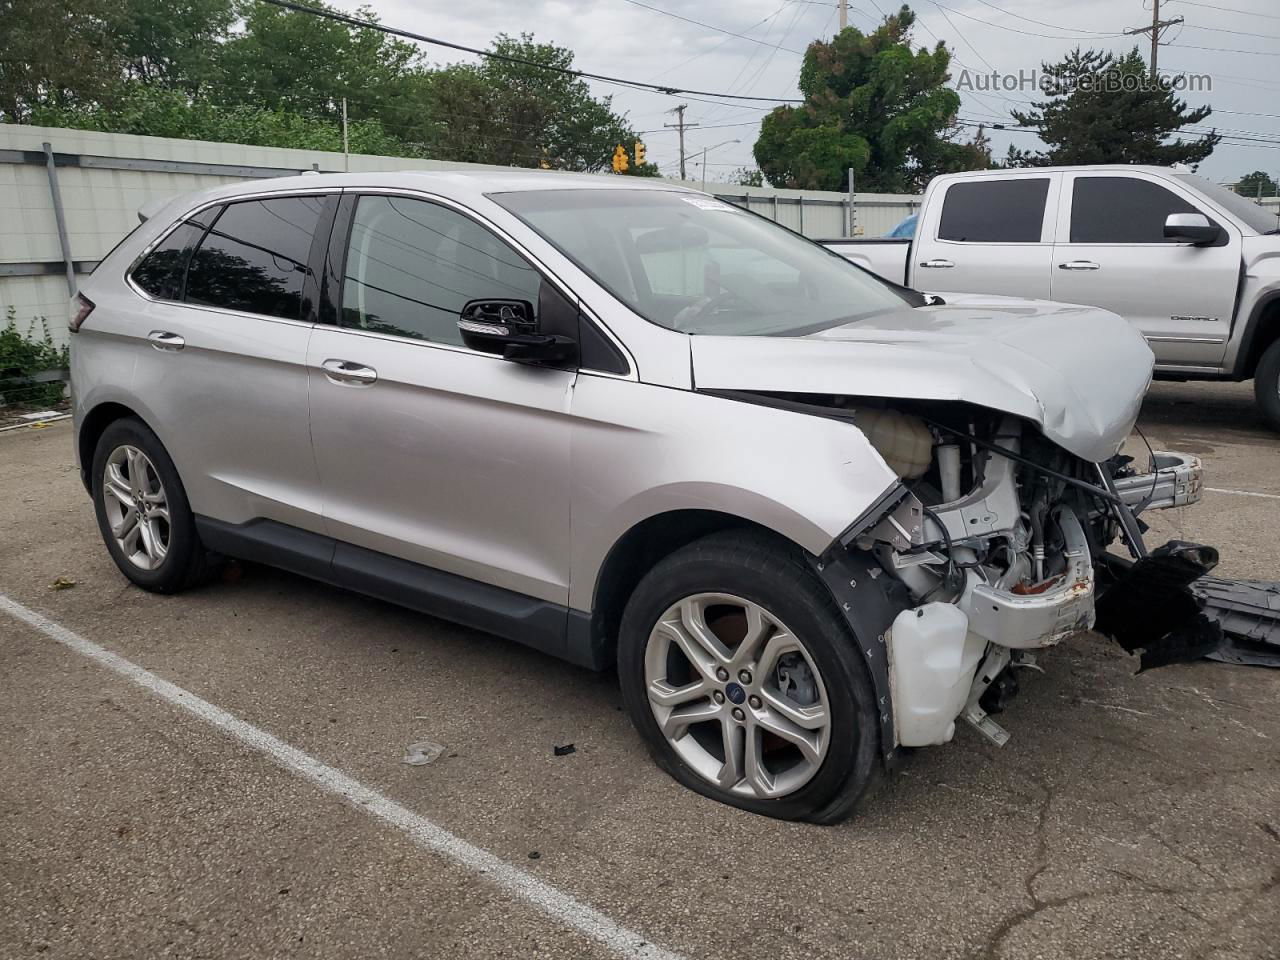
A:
1094;541;1223;671
1191;577;1280;668
1112;451;1203;512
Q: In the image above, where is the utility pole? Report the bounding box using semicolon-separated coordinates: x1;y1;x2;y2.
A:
341;97;350;172
838;0;847;30
1125;0;1184;80
664;104;698;181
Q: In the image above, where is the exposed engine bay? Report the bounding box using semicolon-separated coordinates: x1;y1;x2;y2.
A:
742;392;1232;751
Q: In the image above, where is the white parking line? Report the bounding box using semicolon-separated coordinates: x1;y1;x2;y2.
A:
1205;487;1280;500
0;593;684;960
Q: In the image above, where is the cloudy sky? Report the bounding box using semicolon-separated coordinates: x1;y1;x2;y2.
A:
370;0;1279;187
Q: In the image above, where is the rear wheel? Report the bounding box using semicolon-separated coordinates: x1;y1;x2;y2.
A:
618;530;880;823
1255;338;1280;431
91;417;211;593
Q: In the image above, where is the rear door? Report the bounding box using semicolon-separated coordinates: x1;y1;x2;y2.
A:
912;174;1058;299
306;191;577;606
1051;172;1238;368
127;192;335;533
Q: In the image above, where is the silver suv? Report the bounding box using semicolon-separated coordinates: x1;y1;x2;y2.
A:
71;172;1201;822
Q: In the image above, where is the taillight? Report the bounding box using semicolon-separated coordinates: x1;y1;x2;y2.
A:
69;293;95;333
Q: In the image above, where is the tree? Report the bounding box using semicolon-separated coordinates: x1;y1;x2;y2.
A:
406;35;645;174
1006;48;1219;169
0;0;122;122
31;86;406;155
112;0;235;90
1237;171;1278;199
752;5;979;192
212;0;420;123
730;167;765;187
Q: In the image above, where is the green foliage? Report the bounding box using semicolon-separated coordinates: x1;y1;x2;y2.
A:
1237;171;1278;199
730;167;765;188
0;309;69;408
31;86;407;155
753;5;981;192
1006;48;1219;168
407;34;645;173
0;0;122;122
3;1;646;175
213;1;420;122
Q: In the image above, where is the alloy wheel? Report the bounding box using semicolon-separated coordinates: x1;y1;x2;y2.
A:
643;593;831;799
102;444;171;571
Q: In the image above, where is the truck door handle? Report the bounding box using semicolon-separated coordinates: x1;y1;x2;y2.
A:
919;258;954;268
1058;260;1100;271
321;358;378;386
147;330;185;351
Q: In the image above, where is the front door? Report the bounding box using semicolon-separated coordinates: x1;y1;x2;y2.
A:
306;192;576;606
1051;173;1239;369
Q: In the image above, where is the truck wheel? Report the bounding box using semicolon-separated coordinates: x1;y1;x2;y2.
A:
1256;338;1280;431
617;529;880;823
91;417;212;593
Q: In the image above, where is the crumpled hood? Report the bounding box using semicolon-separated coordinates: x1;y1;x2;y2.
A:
690;294;1154;463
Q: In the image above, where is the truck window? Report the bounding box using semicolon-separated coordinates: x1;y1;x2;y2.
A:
1070;177;1197;243
938;178;1050;243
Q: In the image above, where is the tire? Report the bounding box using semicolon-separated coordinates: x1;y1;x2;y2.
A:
617;529;881;823
91;417;211;593
1255;338;1280;432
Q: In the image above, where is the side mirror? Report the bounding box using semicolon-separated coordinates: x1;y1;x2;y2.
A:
457;299;576;365
1164;213;1222;246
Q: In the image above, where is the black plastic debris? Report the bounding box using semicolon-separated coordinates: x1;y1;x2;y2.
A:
1191;577;1280;668
553;743;576;756
1094;540;1224;671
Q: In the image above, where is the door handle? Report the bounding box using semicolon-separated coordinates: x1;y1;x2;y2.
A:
147;330;185;351
1058;260;1101;271
919;258;954;269
321;358;378;386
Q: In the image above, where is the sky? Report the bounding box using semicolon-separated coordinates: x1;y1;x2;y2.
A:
369;0;1280;187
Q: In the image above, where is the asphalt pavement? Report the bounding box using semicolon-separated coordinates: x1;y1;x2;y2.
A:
1;379;1277;960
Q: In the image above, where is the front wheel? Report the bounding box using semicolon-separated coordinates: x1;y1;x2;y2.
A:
617;530;881;823
1255;338;1280;431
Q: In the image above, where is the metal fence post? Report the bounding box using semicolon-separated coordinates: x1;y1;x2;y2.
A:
847;168;856;237
798;196;805;235
43;142;77;296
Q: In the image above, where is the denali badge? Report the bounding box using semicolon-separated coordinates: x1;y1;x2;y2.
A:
1171;315;1219;323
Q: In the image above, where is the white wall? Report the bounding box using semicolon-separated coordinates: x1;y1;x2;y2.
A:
0;123;921;343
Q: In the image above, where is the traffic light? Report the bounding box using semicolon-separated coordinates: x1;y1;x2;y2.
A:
634;140;646;165
612;144;630;173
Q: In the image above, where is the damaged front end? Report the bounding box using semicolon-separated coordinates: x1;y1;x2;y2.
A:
791;396;1221;754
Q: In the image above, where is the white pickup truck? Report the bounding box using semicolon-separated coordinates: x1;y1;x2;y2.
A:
823;166;1280;428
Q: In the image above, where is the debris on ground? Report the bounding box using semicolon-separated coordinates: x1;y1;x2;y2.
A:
1194;577;1280;668
402;740;445;766
553;743;576;757
49;576;76;591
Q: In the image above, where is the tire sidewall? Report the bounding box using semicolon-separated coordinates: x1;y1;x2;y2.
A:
91;418;200;592
1256;339;1280;431
618;538;879;822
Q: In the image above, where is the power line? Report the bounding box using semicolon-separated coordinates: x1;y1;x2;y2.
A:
617;0;805;54
1166;0;1280;21
648;0;798;81
254;0;804;104
962;0;1117;36
1166;42;1280;57
1182;23;1280;42
927;0;1127;40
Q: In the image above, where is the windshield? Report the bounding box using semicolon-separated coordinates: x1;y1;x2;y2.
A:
1176;174;1279;234
490;189;911;336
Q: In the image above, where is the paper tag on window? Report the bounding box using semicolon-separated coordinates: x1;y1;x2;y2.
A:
680;196;737;212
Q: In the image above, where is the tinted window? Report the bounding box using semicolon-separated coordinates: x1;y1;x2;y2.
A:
185;196;323;318
938;178;1050;242
341;195;541;346
1071;177;1197;243
131;220;207;300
